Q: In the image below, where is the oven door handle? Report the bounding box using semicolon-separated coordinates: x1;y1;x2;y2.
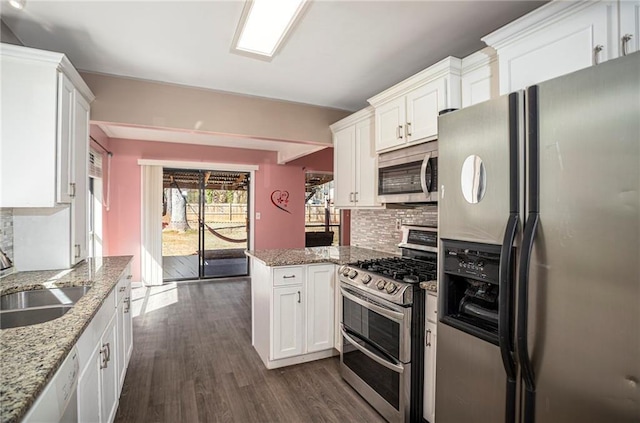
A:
420;152;433;194
341;329;404;374
340;287;405;323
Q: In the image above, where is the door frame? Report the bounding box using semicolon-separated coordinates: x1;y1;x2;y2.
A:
138;159;258;285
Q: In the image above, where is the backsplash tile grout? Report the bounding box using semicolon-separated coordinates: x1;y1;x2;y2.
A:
350;205;437;254
0;208;15;278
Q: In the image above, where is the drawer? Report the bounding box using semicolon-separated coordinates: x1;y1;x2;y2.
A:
273;266;304;286
426;293;438;323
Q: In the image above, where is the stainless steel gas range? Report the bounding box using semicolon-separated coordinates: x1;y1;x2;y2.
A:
339;226;437;423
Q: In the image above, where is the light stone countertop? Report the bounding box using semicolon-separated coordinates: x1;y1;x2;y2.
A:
0;256;132;423
245;246;397;267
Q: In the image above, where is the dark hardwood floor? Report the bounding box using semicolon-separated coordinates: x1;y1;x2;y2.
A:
115;278;385;423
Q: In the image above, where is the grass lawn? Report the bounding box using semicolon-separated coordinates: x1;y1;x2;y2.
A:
162;224;247;256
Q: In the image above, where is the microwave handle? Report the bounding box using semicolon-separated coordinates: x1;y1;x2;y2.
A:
420;152;433;194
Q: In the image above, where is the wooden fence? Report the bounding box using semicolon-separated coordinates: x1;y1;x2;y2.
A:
184;203;339;225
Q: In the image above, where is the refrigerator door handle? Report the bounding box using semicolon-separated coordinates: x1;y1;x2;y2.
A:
499;213;519;423
517;213;539;423
517;84;540;423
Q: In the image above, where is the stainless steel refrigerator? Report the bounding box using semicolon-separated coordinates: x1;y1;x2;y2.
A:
435;51;640;423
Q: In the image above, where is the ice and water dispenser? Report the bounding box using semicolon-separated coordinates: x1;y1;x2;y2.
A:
440;240;508;345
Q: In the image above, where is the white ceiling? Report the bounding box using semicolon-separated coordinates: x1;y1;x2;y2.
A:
3;0;546;112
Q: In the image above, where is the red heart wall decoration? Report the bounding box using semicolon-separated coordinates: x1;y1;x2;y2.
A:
271;190;291;214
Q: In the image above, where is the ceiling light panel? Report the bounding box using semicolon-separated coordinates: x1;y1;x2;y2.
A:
233;0;308;59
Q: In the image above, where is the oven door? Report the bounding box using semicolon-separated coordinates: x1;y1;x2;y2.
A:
340;284;410;362
341;327;409;423
340;283;412;423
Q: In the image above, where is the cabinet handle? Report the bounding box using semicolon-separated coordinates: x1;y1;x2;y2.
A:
397;125;404;139
349;192;355;203
354;192;358;202
126;274;133;280
105;342;111;362
282;275;296;279
622;34;633;56
593;44;604;65
297;291;301;303
100;346;108;369
74;244;80;258
406;122;412;137
124;297;130;313
119;286;126;292
426;329;432;347
69;183;76;198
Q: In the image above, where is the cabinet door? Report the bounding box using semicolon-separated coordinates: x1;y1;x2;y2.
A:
57;73;74;204
423;320;437;423
101;315;119;423
72;93;90;264
272;285;304;360
375;97;405;152
333;126;356;208
124;285;133;366
406;79;444;142
354;117;379;207
620;1;640;56
116;296;126;391
497;2;615;94
305;264;334;353
77;342;102;423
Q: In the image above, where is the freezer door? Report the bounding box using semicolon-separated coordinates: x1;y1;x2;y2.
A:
522;52;640;423
438;95;519;245
435;324;507;423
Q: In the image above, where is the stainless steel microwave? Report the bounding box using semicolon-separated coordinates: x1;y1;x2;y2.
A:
377;141;438;204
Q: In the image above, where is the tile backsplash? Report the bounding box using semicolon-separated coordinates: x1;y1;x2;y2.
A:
351;205;437;254
0;208;14;277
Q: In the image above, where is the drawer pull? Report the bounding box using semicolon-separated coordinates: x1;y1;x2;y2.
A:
124;297;130;313
119;286;126;292
426;329;432;347
126;275;133;280
282;275;296;279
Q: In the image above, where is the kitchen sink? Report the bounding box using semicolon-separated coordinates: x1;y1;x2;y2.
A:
0;286;91;311
0;305;74;329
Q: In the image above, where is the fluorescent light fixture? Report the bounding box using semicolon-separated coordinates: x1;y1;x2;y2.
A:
9;0;26;9
232;0;309;60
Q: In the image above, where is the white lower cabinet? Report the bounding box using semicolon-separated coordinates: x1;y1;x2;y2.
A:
78;304;118;423
252;261;336;369
423;292;438;423
116;270;133;390
272;285;305;359
77;266;133;423
305;264;335;353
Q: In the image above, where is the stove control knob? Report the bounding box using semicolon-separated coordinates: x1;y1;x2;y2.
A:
376;280;386;290
348;269;358;279
385;282;397;294
362;275;372;284
342;267;351;277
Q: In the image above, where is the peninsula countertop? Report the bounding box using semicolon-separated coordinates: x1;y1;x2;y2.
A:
245;246;397;267
0;256;132;423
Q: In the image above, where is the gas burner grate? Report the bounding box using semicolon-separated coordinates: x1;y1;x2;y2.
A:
351;257;437;283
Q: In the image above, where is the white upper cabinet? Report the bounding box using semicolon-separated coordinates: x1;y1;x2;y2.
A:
331;107;381;209
0;44;94;208
620;1;640;56
482;1;622;95
368;57;462;153
461;47;499;108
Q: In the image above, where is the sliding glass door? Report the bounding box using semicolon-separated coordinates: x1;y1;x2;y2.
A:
162;168;250;282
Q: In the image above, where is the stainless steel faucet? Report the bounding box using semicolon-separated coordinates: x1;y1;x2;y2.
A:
0;247;13;271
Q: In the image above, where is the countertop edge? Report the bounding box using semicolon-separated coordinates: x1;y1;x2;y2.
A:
0;256;133;423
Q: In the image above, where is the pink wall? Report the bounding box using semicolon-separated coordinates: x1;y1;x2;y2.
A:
288;147;333;172
103;135;314;280
255;164;306;250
